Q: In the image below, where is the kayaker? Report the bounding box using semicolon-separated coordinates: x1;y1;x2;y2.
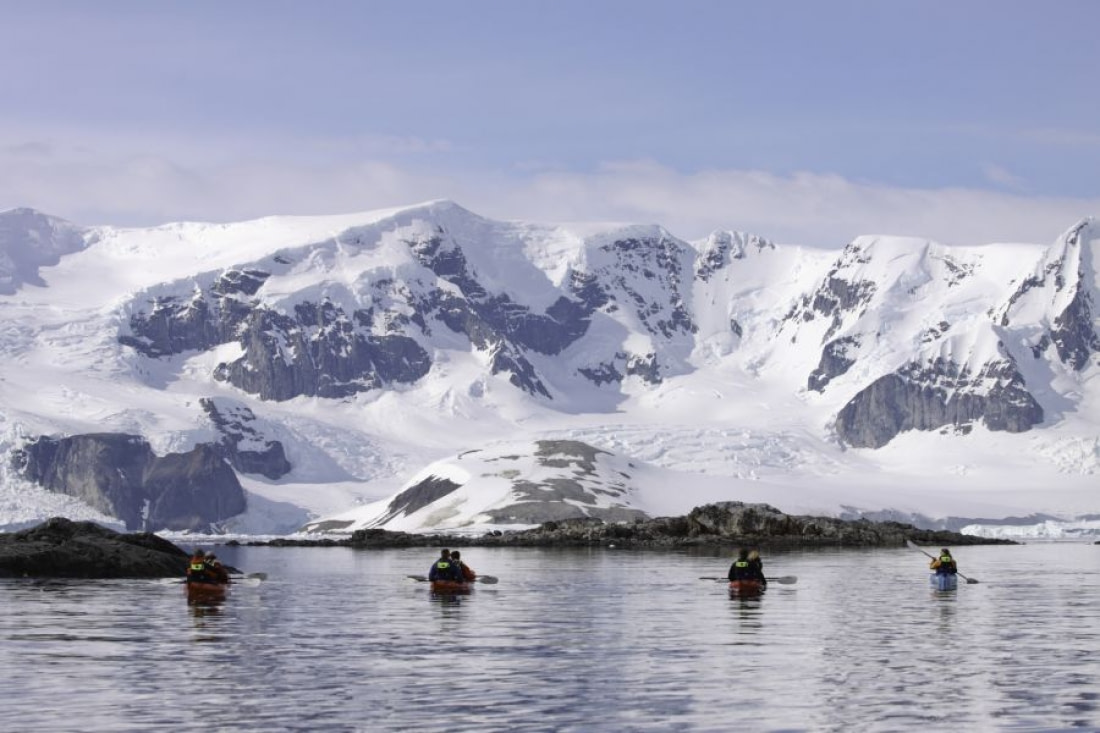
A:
428;549;463;582
186;548;212;584
728;548;752;582
747;549;767;588
450;550;477;582
930;548;958;576
205;552;231;584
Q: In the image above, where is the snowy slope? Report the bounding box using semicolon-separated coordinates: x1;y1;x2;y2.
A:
0;202;1095;537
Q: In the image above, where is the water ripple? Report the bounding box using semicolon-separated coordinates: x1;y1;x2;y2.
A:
0;544;1098;731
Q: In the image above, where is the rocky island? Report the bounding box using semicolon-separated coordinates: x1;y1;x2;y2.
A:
260;502;1015;551
0;503;1014;578
0;517;191;578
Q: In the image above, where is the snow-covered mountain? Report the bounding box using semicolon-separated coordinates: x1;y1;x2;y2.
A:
0;200;1096;537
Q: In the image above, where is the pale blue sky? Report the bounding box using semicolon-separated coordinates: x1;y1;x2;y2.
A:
2;1;1098;246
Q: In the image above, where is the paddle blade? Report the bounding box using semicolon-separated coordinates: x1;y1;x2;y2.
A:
768;576;798;585
965;577;980;584
476;575;499;584
406;575;428;582
246;572;268;581
906;540;935;559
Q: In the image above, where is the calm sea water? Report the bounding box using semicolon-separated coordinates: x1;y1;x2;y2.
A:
1;542;1098;732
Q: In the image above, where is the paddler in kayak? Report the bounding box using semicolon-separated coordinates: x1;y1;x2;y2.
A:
929;548;958;577
746;549;767;588
728;548;767;587
449;550;477;582
205;551;231;584
186;548;213;584
428;549;463;582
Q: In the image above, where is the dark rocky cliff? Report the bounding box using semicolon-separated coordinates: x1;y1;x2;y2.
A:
12;434;246;532
835;357;1044;448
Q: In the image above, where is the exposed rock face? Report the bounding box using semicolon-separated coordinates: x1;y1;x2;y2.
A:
695;230;776;281
0;517;189;578
200;397;291;479
370;476;464;528
12;434;246;532
0;207;87;294
998;220;1100;371
482;440;650;525
784;240;880;342
808;336;860;392
341;439;651;533
835;357;1044;448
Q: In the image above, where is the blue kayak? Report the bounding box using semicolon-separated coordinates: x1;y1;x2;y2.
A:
929;573;958;591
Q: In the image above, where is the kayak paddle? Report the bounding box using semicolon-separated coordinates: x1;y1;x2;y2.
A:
698;576;797;584
407;574;498;584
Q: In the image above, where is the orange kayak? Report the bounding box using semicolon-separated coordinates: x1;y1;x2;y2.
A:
728;579;765;594
430;580;472;594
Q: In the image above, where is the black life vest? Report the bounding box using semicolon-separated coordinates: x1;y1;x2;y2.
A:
730;559;752;579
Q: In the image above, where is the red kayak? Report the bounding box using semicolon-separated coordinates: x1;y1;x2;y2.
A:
728;579;765;594
186;581;229;602
430;579;472;594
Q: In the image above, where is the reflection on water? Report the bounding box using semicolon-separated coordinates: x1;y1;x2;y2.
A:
0;543;1097;731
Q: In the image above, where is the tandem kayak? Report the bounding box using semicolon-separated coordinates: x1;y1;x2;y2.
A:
728;579;765;595
929;573;958;591
430;580;472;594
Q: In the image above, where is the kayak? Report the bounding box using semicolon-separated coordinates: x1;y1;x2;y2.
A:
929;573;958;591
186;581;229;601
430;579;472;594
728;579;765;594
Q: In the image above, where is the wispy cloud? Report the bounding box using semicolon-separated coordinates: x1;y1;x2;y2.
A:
1;135;1095;249
982;164;1025;189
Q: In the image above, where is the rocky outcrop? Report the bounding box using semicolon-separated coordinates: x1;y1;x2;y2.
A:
784;241;879;342
695;230;776;281
998;220;1100;371
835;357;1044;448
11;434;246;532
0;208;87;294
269;501;1012;550
467;501;1007;548
0;517;189;578
200;397;291;479
808;336;860;392
338;439;651;533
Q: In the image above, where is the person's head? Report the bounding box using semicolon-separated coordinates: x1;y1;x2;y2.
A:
450;550;461;560
941;548;952;556
206;552;217;561
192;548;205;558
440;548;451;558
748;550;760;561
737;548;749;560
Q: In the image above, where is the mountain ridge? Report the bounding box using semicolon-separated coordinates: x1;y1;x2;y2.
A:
0;202;1095;536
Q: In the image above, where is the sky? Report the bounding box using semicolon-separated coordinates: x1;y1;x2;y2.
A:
2;1;1100;247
